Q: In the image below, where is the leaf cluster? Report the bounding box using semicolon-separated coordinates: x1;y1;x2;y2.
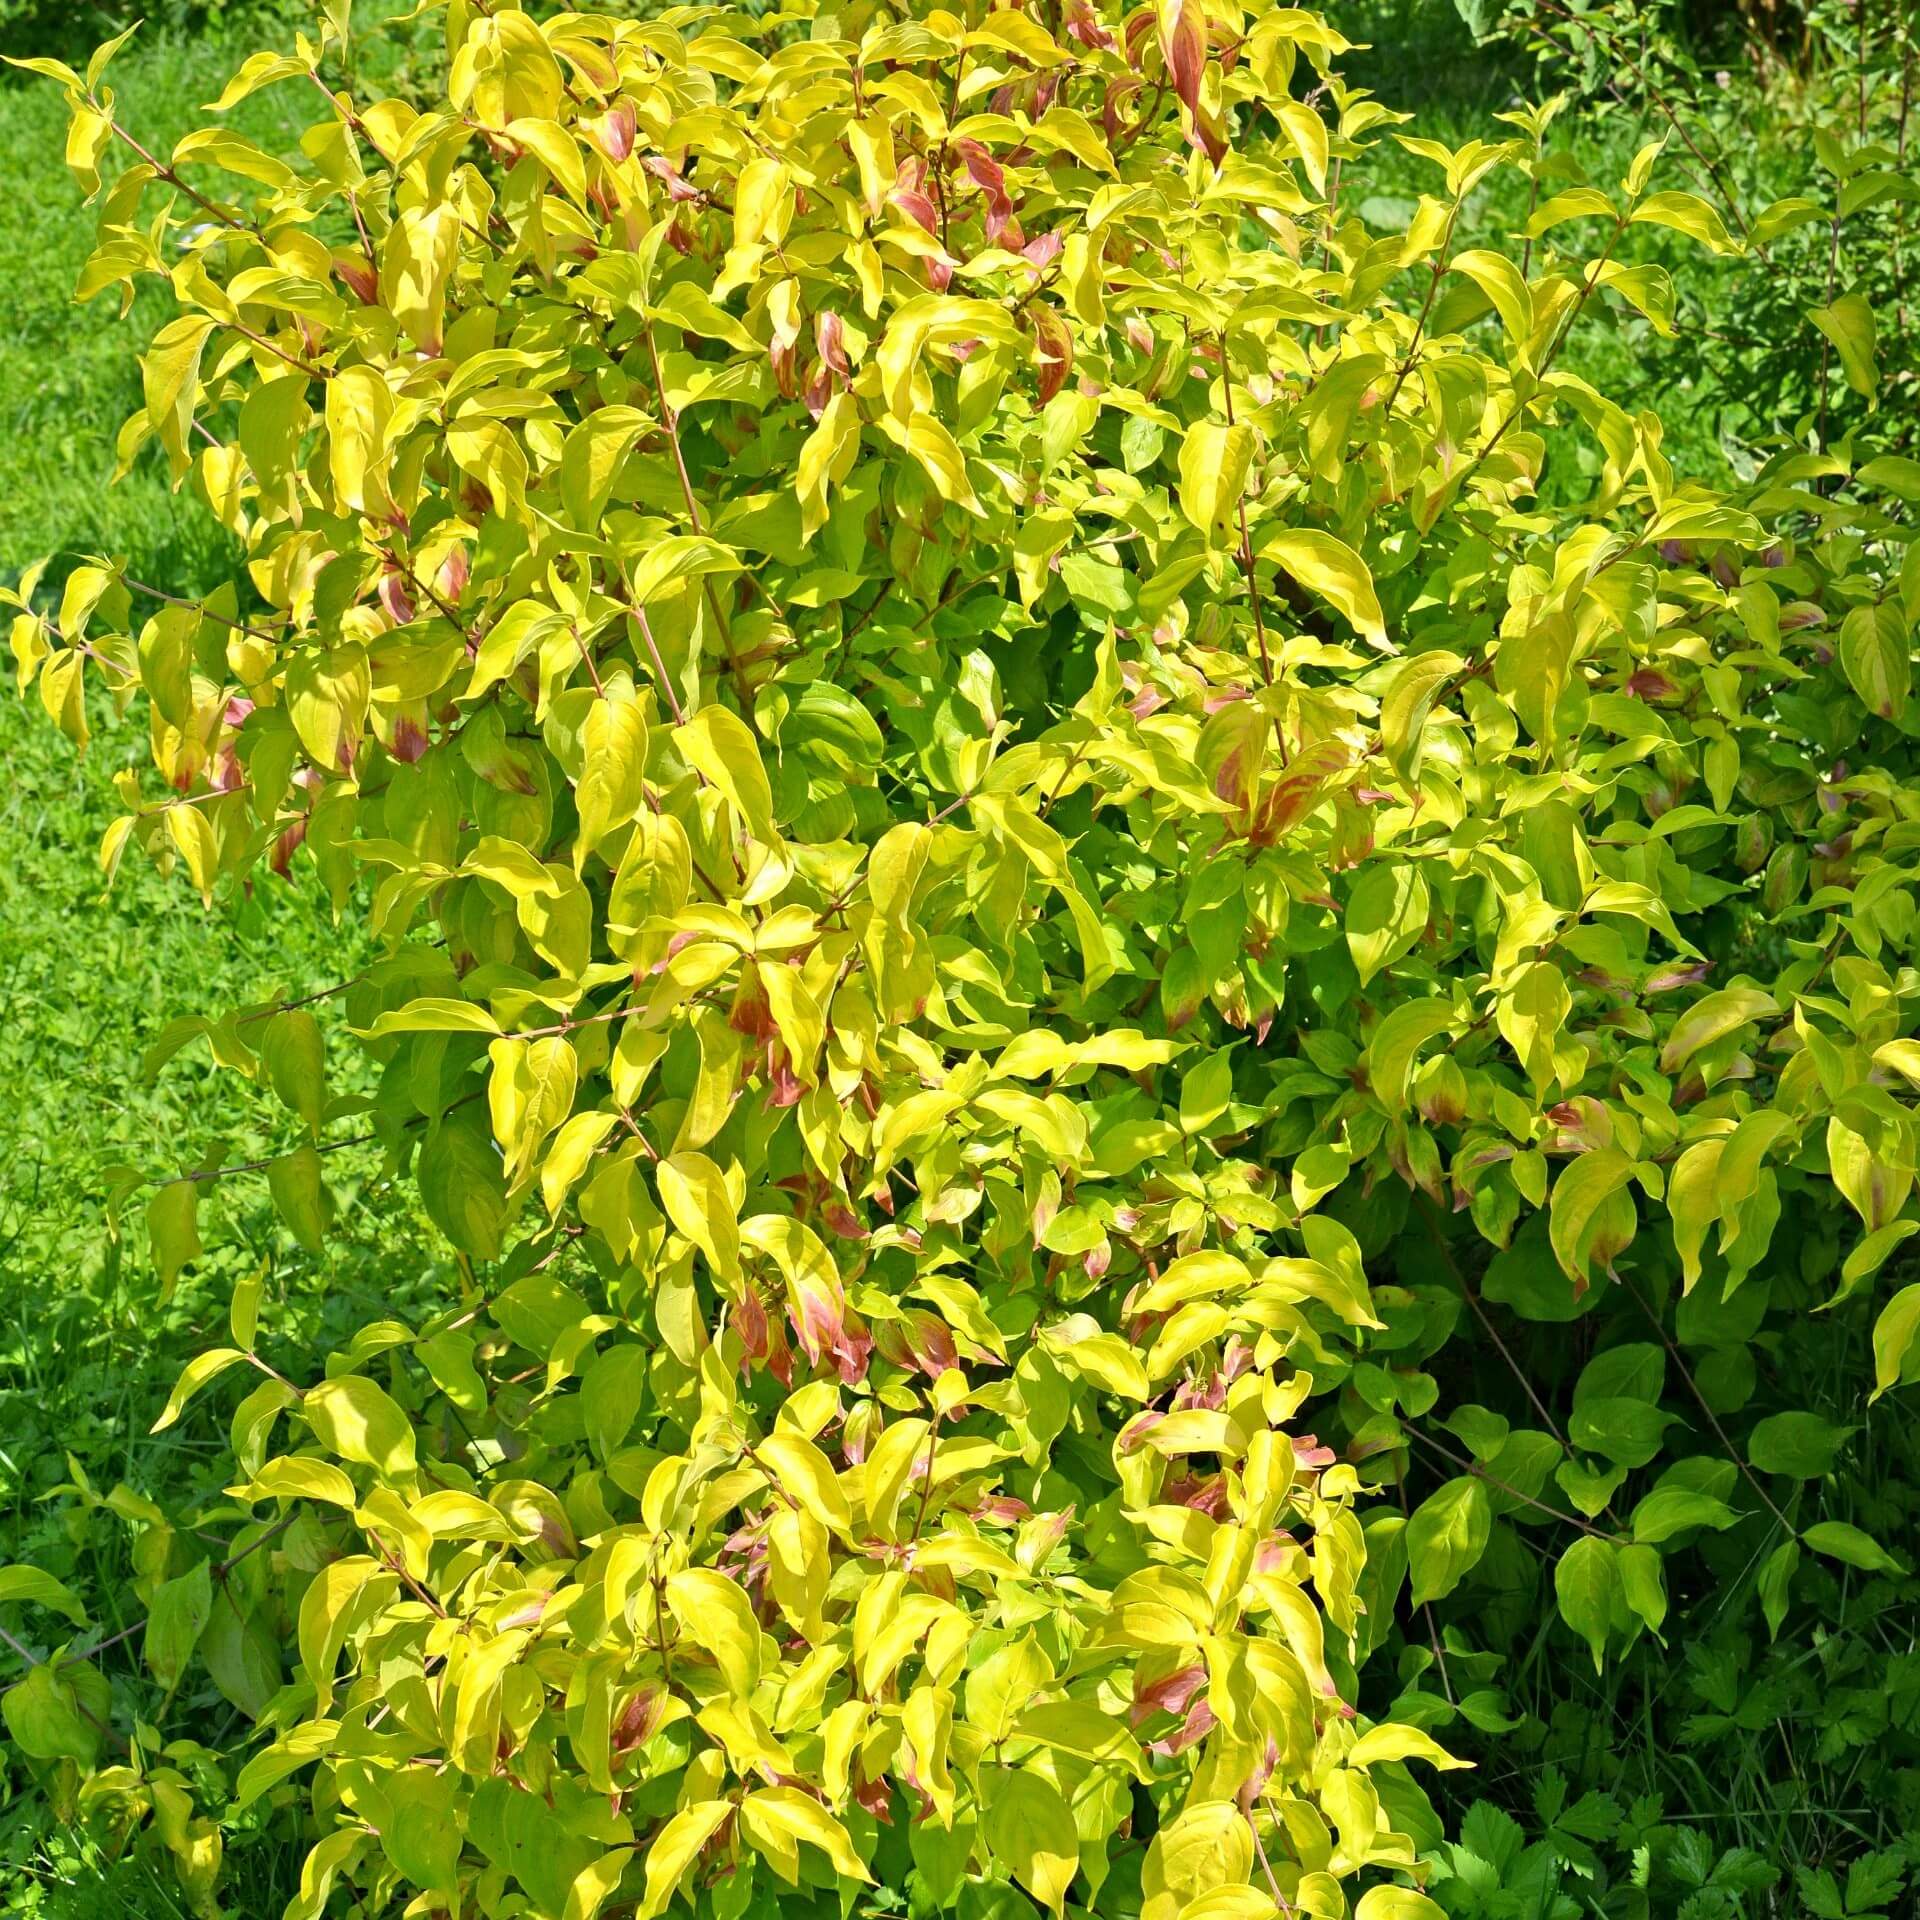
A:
1;3;1919;1919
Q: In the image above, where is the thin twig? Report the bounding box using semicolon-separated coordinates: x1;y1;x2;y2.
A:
1618;1273;1795;1532
121;577;283;645
1219;347;1274;691
632;601;687;726
636;316;754;713
1417;1195;1565;1445
101;115;261;237
159;1131;378;1189
47;1511;302;1682
1405;1426;1626;1542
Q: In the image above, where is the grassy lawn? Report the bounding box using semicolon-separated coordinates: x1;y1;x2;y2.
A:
0;680;458;1916
0;40;434;1915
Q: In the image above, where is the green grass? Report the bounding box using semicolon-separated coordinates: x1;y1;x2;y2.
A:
0;684;460;1913
1335;0;1888;482
0;34;440;1911
0;15;446;1908
0;1;436;592
0;28;303;592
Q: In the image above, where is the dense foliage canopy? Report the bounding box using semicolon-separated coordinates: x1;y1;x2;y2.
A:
4;1;1920;1917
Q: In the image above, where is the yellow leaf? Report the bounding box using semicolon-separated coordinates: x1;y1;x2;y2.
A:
636;1803;731;1920
677;705;775;845
302;1375;417;1478
740;1786;872;1882
657;1151;741;1287
1258;529;1389;649
757;1429;853;1534
1178;421;1253;542
665;1568;763;1696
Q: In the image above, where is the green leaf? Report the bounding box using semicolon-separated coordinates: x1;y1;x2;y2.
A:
418;1109;509;1260
1616;1543;1667;1636
1140;1800;1252;1920
1346;863;1430;986
1548;1149;1636;1286
303;1375;418;1479
636;1803;731;1920
363;997;503;1039
657;1151;741;1287
1838;602;1909;721
1629;1487;1738;1544
488;1036;580;1184
1406;1476;1491;1605
1354;1891;1448;1920
1629;190;1740;253
741;1787;871;1885
1177;421;1254;542
677;705;775;845
630;534;743;609
1554;1535;1619;1672
1747;1412;1851;1479
1450;248;1535;350
268;1143;335;1253
146;1180;202;1293
3;1662;107;1765
665;1569;763;1697
1809;292;1877;401
248;1458;358;1507
1801;1520;1904;1575
1872;1283;1920;1401
1368;1000;1456;1110
0;1566;89;1627
144;1559;214;1692
152;1346;249;1433
1378;650;1464;785
1758;1538;1799;1639
261;1009;327;1134
1009;1700;1148;1779
1658;988;1777;1074
575;688;650;868
985;1769;1081;1917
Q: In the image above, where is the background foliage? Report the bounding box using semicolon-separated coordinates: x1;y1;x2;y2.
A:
0;0;1917;1917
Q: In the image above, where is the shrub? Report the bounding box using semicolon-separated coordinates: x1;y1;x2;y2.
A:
3;3;1919;1919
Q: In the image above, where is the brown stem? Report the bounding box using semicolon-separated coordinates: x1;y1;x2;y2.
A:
161;1131;378;1188
1454;210;1627;496
631;601;687;726
1219;346;1275;694
1816;206;1845;445
1894;38;1914;330
101;115;261;236
53;1511;303;1678
1248;1815;1298;1918
574;625;605;698
1393;1462;1456;1702
1381;220;1458;421
121;576;284;644
235;976;364;1026
0;1622;42;1670
907;1408;944;1544
517;1002;644;1041
229;318;326;380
